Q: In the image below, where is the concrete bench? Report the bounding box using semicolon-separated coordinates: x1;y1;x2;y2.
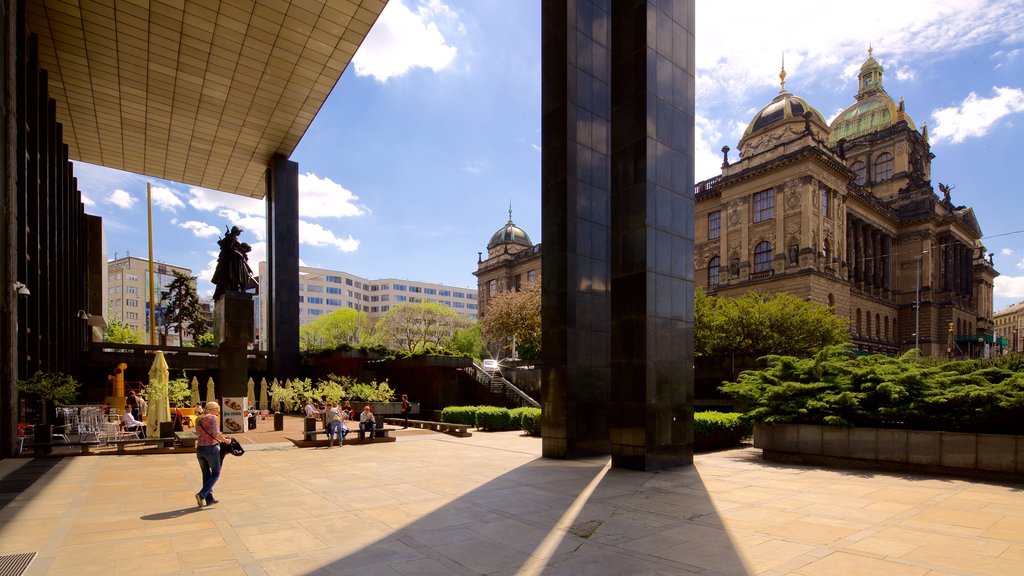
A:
29;441;101;455
290;433;396;448
89;438;175;454
175;431;198;447
384;418;472;438
303;427;391;441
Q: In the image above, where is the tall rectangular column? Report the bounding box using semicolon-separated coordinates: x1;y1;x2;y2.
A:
541;0;613;458
609;0;695;470
266;154;300;379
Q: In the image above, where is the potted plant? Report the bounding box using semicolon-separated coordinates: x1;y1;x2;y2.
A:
268;379;296;431
17;371;80;454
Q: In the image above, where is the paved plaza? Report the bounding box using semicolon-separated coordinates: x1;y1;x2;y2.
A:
1;422;1022;575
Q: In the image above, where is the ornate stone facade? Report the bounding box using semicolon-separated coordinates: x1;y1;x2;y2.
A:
473;210;541;318
694;51;998;356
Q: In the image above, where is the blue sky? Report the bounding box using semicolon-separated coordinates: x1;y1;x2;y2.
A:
75;0;1024;312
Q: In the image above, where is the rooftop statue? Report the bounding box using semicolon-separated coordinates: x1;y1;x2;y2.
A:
212;225;257;300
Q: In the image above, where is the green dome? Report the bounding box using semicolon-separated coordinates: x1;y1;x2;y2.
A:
828;49;916;146
487;217;532;249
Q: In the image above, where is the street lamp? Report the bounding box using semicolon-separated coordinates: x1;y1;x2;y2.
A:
914;251;928;353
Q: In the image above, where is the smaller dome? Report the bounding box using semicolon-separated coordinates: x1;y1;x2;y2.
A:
487;215;532;250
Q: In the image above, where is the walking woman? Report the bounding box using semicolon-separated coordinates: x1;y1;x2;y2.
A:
195;401;230;507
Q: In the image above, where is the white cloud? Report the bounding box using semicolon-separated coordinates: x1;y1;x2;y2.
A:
895;66;916;81
150;185;185;212
177;220;221;238
352;0;459;82
106;189;137;209
1018;256;1024;271
298;221;360;252
694;114;727;182
929;87;1024;144
695;0;1024;104
298;172;365;218
216;210;267;242
462;161;486;175
995;275;1024;298
81;192;95;206
531;144;541;153
187;186;265;216
1002;248;1015;256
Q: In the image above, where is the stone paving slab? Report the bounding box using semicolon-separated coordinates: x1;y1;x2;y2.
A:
1;431;1022;575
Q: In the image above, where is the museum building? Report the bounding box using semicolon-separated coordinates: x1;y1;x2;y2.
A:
693;50;998;356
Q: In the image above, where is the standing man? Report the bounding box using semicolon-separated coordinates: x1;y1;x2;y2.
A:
194;401;230;507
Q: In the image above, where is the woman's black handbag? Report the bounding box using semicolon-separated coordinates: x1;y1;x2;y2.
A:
219;438;245;461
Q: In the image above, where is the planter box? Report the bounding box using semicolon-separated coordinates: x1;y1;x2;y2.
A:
755;423;1024;480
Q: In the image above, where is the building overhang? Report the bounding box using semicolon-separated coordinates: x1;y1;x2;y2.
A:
25;0;386;198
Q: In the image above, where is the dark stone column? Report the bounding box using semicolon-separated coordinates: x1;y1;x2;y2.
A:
266;154;300;379
846;219;853;282
1;0;17;458
216;291;254;398
608;0;694;470
540;0;613;459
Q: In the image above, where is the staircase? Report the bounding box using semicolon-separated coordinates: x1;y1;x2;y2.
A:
465;364;540;408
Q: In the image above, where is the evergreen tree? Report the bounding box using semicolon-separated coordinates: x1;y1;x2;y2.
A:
161;270;206;345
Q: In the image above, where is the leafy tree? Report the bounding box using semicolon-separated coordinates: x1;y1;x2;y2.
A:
696;290;849;359
17;371;80;425
104;316;142;344
447;324;486;360
480;281;541;359
373;302;470;353
161;270;206;345
195;333;215;348
299;308;368;351
141;371;192;407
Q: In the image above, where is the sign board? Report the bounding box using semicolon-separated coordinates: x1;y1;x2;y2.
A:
222;397;248;434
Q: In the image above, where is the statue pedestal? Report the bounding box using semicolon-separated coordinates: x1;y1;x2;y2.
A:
215;291;254;399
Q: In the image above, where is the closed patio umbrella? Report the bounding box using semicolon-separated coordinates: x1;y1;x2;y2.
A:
246;377;256;409
283;379;293;412
206;377;216;404
190;377;200;407
146;351;171;438
259;378;268;411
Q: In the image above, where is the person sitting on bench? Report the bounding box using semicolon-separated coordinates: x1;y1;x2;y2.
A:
122;408;147;437
358;405;376;440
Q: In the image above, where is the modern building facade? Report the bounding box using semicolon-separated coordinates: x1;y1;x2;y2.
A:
994;301;1024;354
106;255;193;344
693;50;998;357
474;210;542;317
256;262;478;349
1;0;386;457
542;1;696;470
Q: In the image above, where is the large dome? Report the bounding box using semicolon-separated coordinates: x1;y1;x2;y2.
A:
828;49;916;146
487;213;532;250
737;66;828;156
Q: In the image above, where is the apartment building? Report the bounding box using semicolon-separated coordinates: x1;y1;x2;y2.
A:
256;263;478;349
107;255;193;344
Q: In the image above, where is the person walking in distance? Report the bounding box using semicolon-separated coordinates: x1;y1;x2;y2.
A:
195;401;230;507
401;394;411;429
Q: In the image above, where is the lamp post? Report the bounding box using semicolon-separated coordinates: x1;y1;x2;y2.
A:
914;250;928;353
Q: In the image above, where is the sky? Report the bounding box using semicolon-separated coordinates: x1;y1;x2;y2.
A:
74;0;1024;312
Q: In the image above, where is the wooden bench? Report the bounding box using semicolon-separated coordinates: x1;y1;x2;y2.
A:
175;431;198;447
384;418;472;437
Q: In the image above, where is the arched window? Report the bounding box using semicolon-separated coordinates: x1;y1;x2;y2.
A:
875;313;880;339
893;317;898;340
489;279;497;296
851;161;866;186
874;153;894;181
856;308;862;335
754;241;773;273
827;293;835;307
866;313;871;338
884;315;889;341
708;256;720;287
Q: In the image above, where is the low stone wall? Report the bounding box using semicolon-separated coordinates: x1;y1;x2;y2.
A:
754;423;1024;480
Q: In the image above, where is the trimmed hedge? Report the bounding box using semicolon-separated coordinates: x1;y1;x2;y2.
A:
440;406;478;426
693;411;749;452
510;407;542;436
476;406;514;431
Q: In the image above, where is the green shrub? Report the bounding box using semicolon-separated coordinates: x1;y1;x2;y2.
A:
720;347;1024;434
441;406;478;426
693;411;749;452
509;407;542;435
475;406;513;431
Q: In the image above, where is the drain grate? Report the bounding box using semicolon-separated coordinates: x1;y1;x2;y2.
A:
0;552;35;576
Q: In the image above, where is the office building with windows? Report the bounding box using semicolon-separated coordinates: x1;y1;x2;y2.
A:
994;301;1024;354
693;50;998;356
256;263;478;350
